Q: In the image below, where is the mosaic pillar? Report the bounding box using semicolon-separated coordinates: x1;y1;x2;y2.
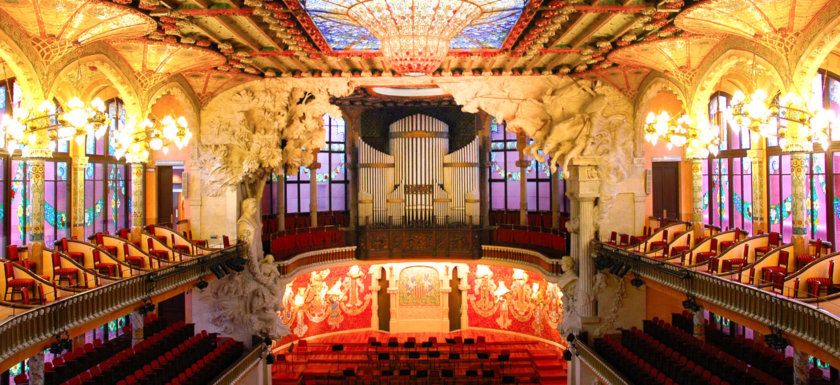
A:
71;157;88;241
478;113;491;228
28;353;44;385
748;148;767;234
309;151;320;228
516;134;528;226
693;309;704;341
690;159;705;238
28;158;46;245
792;349;809;385
551;170;561;229
790;152;808;255
130;311;144;347
130;163;145;228
277;177;286;232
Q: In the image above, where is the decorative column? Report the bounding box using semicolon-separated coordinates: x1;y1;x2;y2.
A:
693;308;704;341
477;113;491;228
28;353;44;385
71;156;88;241
341;106;363;229
566;156;601;319
690;158;705;238
27;156;46;245
130;163;145;228
516;134;528;226
130;311;144;346
748;147;768;234
309;149;320;227
792;349;809;385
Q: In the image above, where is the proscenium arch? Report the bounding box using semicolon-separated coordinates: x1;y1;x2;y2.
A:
689;49;787;124
47;47;143;125
0;24;45;108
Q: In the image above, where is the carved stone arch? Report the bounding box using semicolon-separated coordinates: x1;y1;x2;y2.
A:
689;48;787;123
146;75;201;135
791;2;840;95
0;25;45;107
47;44;142;122
633;75;688;157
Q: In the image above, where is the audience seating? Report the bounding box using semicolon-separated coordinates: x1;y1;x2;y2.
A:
95;233;119;257
123;244;147;273
761;250;790;284
170;234;192;255
147;238;171;262
7;245;37;271
493;227;566;255
718;228;741;252
92;249;118;278
269;227;345;260
694;239;718;265
806;260;836;298
52;252;79;288
4;262;43;304
59;238;85;265
755;232;781;258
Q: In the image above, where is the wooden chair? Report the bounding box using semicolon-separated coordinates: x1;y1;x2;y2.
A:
4;262;38;304
7;245;36;271
52;252;78;287
806;260;835;298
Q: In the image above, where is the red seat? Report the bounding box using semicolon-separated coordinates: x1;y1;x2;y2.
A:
5;262;39;304
721;245;749;271
96;233;119;256
806;261;835;298
147;238;171;261
124;244;146;271
761;250;790;284
223;235;231;248
694;239;718;265
7;245;36;271
93;249;118;277
171;234;192;254
754;232;780;257
61;238;85;264
185;230;207;247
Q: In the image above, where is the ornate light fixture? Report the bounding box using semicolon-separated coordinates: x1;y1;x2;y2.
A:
644;111;721;157
112;115;193;162
346;0;483;74
729;90;834;151
1;97;109;154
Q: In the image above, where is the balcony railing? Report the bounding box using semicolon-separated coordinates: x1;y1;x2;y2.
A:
481;245;562;276
211;345;262;385
596;242;840;360
575;340;632;385
0;244;246;370
276;246;357;277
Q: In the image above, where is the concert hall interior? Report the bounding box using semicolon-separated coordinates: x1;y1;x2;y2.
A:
4;0;840;384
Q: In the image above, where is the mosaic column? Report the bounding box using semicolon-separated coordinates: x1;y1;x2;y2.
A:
130;163;145;229
693;308;704;341
551;170;561;229
130;311;144;346
516;134;528;226
748;148;767;233
790;152;809;255
690;158;705;238
28;353;44;385
309;150;320;228
27;157;46;245
71;157;88;241
277;176;286;232
792;349;809;385
478;113;491;228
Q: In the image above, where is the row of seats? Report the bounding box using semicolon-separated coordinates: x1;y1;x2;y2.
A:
642;318;785;385
262;212;350;240
704;326;792;382
163;338;244;385
269;228;345;260
489;211;565;229
493;228;566;255
594;336;680;385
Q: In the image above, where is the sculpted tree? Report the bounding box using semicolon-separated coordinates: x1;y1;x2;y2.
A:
194;80;352;339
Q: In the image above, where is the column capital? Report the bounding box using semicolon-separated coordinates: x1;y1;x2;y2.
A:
73;155;89;166
22;147;53;159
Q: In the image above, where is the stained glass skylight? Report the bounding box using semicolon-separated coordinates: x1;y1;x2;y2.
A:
302;0;527;50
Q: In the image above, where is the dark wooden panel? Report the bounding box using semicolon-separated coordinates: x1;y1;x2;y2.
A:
378;267;389;331
157;166;173;225
449;267;461;331
357;228;481;259
652;162;680;221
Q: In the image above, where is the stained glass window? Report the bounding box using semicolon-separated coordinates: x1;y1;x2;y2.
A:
316;115;347;212
768;155;793;242
10;159;28;245
302;0;526;50
731;157;752;235
44;161;69;248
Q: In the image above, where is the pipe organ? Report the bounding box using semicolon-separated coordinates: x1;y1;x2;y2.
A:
358;114;479;226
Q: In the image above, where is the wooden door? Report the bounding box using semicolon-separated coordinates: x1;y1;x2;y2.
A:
156;166;173;225
652;162;680;221
378;268;390;331
449;267;461;331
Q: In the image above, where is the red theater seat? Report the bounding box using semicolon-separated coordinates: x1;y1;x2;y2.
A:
93;249;118;277
7;245;36;271
147;238;171;262
5;262;39;304
61;238;86;265
806;261;835;298
171;234;192;255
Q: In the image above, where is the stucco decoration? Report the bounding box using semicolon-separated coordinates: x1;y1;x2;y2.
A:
208;252;292;340
437;76;635;228
556;256;581;338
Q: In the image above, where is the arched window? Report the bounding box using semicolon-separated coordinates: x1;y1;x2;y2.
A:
84;98;129;238
284;115;346;214
488;118;566;225
704;92;753;234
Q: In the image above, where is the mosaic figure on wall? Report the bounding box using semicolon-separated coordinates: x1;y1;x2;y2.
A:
399;266;440;306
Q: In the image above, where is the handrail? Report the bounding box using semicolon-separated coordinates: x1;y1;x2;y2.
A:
276;246;357;277
210;345;262;385
575;340;632;385
0;244;246;371
595;242;840;360
481;245;561;276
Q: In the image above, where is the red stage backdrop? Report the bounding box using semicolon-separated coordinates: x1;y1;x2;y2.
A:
465;263;564;343
276;265;372;346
